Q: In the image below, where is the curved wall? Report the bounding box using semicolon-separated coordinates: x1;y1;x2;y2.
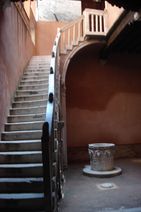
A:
66;44;141;160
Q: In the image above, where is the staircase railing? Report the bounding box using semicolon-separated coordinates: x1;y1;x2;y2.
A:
59;8;106;54
41;8;107;212
83;9;106;37
41;30;64;212
60;16;84;54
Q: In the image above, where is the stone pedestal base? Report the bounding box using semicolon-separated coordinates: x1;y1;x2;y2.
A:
83;165;122;177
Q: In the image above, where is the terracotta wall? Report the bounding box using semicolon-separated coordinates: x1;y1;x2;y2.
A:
0;3;35;133
23;0;31;18
35;21;66;55
66;44;141;149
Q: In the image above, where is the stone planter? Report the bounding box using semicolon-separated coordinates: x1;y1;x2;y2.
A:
88;143;115;171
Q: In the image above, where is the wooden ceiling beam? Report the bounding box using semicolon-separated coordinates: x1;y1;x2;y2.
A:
72;0;141;11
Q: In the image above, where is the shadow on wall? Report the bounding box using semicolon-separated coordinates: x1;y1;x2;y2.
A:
66;44;141;111
66;44;141;147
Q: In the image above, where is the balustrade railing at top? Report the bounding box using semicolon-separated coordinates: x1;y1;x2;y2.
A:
59;8;106;54
60;16;84;54
83;9;106;37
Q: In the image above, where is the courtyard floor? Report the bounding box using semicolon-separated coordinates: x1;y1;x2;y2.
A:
59;158;141;212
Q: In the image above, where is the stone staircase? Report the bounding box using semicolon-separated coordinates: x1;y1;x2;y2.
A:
0;55;51;211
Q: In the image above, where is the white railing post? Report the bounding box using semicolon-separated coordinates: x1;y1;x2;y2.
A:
95;14;98;33
67;28;71;49
83;9;89;36
99;15;103;33
77;20;81;43
73;24;76;46
80;18;84;41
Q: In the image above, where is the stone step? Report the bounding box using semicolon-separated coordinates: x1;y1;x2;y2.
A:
16;89;47;96
25;68;50;73
0;56;51;211
20;79;48;86
0;140;41;151
31;55;50;58
30;59;50;62
5;121;44;131
0;163;43;177
22;75;48;80
27;63;50;66
1;130;42;141
18;84;48;90
14;94;47;101
28;62;48;64
0;178;43;193
28;61;50;63
28;63;50;66
7;113;46;123
0;151;42;164
30;56;50;58
23;72;49;77
27;62;50;65
10;106;46;115
12;99;47;108
0;193;45;210
26;62;50;66
30;60;50;62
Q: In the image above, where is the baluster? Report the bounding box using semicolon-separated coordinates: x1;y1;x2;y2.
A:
99;15;103;33
83;10;89;36
78;20;80;43
64;31;67;52
70;26;73;48
73;23;76;46
61;32;65;54
103;15;106;34
91;13;94;33
81;18;84;40
95;14;98;33
75;22;78;45
60;33;63;53
67;28;71;49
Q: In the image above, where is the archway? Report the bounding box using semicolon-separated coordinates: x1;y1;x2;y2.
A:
62;43;141;164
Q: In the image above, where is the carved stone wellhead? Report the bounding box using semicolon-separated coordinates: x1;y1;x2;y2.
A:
88;143;115;171
83;143;122;177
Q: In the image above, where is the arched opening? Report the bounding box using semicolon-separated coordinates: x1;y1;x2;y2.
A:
65;44;141;164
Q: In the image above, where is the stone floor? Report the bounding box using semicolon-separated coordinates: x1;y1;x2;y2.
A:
59;158;141;212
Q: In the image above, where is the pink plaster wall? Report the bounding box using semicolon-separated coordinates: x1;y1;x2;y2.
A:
35;21;66;55
0;4;35;133
66;44;141;148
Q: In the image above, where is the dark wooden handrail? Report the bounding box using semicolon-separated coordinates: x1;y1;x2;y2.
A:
41;30;63;212
41;122;53;212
